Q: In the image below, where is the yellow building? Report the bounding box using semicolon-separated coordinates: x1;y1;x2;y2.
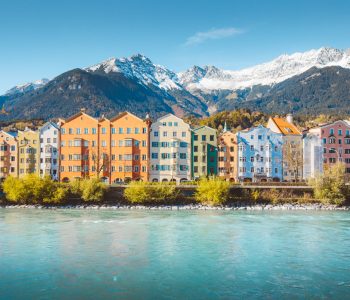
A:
17;128;40;177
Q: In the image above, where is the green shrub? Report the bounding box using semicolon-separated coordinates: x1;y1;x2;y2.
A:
311;162;349;205
195;177;230;206
124;181;178;204
69;178;106;202
3;175;68;204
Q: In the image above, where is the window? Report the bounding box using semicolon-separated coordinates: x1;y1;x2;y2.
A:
76;128;81;134
182;132;187;137
92;128;97;134
154;131;159;137
210;135;214;141
135;128;140;134
194;135;198;141
250;156;254;162
11;145;15;151
61;128;66;134
258;135;262;140
194;146;198;152
168;122;172;126
102;140;106;147
173;132;177;137
152;142;159;147
101;127;106;134
119;128;123;134
180;153;186;159
180;142;187;148
124;139;132;147
330;128;334;135
142;154;147;161
163;131;167;137
251;135;254;139
127;128;131;134
174;122;178;126
142;127;147;133
323;138;327;144
250;145;254;151
69;128;73;134
202;135;206;141
111;128;116;134
338;129;342;136
142;140;147;147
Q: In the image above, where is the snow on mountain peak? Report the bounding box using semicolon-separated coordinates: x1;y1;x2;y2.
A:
5;78;49;96
178;47;350;91
86;54;182;91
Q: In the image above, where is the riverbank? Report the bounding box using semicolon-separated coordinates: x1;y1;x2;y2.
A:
1;203;349;210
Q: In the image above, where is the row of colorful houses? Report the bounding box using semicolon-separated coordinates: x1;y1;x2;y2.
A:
0;109;348;183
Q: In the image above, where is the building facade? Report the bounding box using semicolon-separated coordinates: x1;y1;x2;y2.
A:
110;112;151;183
59;110;101;182
267;114;303;181
191;126;217;179
303;131;323;180
237;125;283;182
217;130;238;182
0;131;18;179
308;120;350;174
149;114;191;183
39;122;60;180
17;128;40;177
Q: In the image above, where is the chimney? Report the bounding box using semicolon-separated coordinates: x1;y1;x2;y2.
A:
286;113;293;124
80;108;86;113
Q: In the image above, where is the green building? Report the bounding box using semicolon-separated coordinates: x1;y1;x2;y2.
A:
191;126;218;179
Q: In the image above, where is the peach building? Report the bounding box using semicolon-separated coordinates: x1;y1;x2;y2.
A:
308;120;350;174
59;110;101;182
110;112;151;183
0;131;18;178
217;125;238;182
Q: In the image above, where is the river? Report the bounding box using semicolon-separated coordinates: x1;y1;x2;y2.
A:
0;208;349;299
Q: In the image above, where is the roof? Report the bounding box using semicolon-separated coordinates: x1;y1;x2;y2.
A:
270;117;301;135
63;111;98;123
110;111;144;123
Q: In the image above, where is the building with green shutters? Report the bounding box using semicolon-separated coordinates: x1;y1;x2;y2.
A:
191;126;218;179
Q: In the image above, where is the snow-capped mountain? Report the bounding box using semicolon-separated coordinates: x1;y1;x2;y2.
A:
5;78;49;96
86;54;182;91
178;47;350;91
2;47;350;121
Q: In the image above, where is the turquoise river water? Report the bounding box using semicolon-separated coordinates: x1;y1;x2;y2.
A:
0;209;350;299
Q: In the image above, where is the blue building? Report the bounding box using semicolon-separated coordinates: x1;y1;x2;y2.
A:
237;125;283;182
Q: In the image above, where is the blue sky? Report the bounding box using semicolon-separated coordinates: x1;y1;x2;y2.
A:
1;0;350;94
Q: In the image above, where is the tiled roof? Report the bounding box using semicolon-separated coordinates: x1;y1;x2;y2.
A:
271;118;301;135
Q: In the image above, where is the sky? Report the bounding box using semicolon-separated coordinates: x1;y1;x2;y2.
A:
1;0;350;94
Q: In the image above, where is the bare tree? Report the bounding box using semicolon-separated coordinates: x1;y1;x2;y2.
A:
283;140;303;182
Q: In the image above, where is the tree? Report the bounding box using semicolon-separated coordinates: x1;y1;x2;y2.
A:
311;162;349;205
283;139;303;181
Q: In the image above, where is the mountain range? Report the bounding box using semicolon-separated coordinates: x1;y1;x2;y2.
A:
1;47;350;121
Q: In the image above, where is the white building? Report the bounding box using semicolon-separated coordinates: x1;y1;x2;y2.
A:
303;131;323;180
149;114;191;183
39;122;60;180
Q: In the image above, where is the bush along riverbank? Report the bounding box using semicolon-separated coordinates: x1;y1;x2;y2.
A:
0;170;350;209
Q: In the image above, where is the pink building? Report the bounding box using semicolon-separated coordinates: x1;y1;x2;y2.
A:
309;120;350;174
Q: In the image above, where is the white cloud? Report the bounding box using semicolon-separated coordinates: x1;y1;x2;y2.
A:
184;27;243;46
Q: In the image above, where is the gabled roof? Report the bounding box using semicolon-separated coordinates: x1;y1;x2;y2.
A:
270;117;301;135
0;130;17;139
192;125;217;133
110;111;144;123
316;119;350;129
40;121;60;132
63;111;98;123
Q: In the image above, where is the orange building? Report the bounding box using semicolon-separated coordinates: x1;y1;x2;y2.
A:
110;112;151;183
59;109;151;183
217;127;238;182
0;131;18;179
59;110;102;182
